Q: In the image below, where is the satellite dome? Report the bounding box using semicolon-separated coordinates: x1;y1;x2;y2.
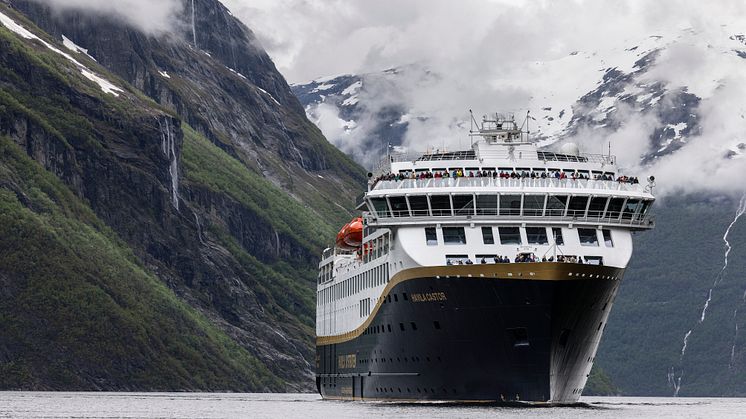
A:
559;142;580;156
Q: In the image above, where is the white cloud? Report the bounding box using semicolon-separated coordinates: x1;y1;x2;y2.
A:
34;0;183;34
226;0;746;198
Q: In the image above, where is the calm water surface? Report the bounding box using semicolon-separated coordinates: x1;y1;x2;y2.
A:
1;392;743;419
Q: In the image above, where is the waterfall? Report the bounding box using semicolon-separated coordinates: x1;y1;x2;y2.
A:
191;0;197;47
669;192;746;395
158;117;179;210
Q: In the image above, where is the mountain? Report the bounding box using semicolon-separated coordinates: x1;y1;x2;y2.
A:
292;30;746;396
0;0;364;391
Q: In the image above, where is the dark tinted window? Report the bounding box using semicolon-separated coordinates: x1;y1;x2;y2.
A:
500;195;522;216
523;195;545;216
443;227;466;244
409;195;429;216
578;228;599;246
371;198;390;217
602;229;614;247
453;194;475;216
389;196;408;217
476;195;498;215
498;227;522;245
588;197;608;218
430;195;452;216
481;227;495;244
567;196;589;217
425;227;437;246
546;195;568;216
526;227;548;244
606;198;625;219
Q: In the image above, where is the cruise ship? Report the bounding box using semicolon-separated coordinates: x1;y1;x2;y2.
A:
315;113;655;403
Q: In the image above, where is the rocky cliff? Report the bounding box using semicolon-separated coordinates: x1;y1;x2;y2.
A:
0;0;364;391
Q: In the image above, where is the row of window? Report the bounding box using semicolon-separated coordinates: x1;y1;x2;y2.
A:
318;264;390;305
425;226;614;247
370;194;651;221
362;233;390;263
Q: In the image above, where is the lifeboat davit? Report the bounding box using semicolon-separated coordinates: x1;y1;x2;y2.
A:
335;217;363;250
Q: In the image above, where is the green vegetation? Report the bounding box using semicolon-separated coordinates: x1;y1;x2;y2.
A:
584;365;620;396
181;124;336;251
0;136;283;390
597;197;746;396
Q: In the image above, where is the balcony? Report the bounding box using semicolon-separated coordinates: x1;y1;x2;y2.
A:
372;177;648;194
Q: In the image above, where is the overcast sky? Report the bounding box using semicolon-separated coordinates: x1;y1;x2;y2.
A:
36;0;746;197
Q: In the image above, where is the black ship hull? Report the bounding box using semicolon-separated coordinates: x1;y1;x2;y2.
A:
316;262;624;403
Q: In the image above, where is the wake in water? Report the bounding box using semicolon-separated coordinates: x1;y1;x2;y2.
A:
669;193;746;396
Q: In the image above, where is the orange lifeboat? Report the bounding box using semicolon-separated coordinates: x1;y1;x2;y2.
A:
335;217;363;250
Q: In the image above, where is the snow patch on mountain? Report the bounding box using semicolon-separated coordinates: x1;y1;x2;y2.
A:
0;10;122;97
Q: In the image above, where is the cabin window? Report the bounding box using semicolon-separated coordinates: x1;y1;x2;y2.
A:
476;195;498;215
578;228;599;246
498;227;522;245
606;198;625;219
602;229;614;247
370;198;390;217
507;327;530;347
567;196;589;218
552;228;564;246
409;195;429;217
446;254;470;264
442;227;466;245
389;196;409;217
481;227;495;244
526;227;549;245
453;194;475;216
523;195;546;216
425;227;438;246
588;197;608;218
499;195;522;216
545;195;568;217
430;195;452;216
622;199;641;220
638;200;652;219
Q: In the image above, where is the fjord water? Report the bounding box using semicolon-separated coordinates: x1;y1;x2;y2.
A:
1;393;744;418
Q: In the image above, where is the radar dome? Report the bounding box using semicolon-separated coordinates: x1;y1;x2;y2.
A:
559;142;580;156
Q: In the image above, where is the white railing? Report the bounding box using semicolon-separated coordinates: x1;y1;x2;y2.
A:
372;177;647;193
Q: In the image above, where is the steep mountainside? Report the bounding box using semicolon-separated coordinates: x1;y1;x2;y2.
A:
0;0;364;391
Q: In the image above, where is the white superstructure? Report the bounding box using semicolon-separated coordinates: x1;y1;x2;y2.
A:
317;113;655;339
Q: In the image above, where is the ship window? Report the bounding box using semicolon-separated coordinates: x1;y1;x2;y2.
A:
588;197;608;218
507;327;530;347
552;228;564;246
430;195;452;216
639;200;652;218
545;195;568;217
622;199;641;220
606;198;625;219
499;195;522;216
481;227;495;245
476;195;498;215
578;228;599;246
409;195;429;217
523;195;546;216
453;194;475;216
370;198;390;217
498;227;522;245
425;227;438;246
411;322;418;331
400;323;405;331
526;227;548;245
443;227;466;245
567;196;589;217
389;196;409;217
602;229;614;247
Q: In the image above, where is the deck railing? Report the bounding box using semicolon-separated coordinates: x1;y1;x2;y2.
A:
372;177;647;193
